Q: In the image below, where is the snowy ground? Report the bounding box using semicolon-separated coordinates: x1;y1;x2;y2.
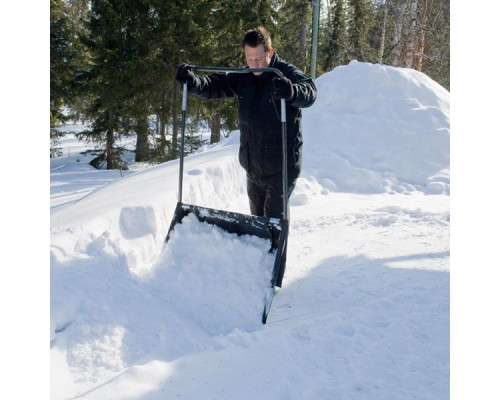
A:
49;61;451;399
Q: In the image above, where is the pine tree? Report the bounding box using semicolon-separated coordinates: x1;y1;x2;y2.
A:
347;0;377;62
320;0;348;72
145;0;220;159
50;0;86;157
79;0;136;169
275;0;311;73
79;0;177;167
201;1;254;144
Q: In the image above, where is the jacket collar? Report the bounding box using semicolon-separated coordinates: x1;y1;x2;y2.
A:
269;52;278;68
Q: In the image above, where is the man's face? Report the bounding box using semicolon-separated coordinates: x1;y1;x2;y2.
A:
244;44;273;75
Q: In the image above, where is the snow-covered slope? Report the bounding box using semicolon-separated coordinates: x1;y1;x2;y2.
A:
51;61;450;400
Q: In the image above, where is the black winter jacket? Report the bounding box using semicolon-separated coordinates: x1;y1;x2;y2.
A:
187;53;317;185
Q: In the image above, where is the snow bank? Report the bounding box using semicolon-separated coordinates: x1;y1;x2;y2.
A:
300;60;450;197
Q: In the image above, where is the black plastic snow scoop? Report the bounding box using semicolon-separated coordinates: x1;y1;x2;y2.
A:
165;66;290;324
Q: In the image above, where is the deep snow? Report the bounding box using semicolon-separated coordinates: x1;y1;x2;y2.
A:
50;61;450;399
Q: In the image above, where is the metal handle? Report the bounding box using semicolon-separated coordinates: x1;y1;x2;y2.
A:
177;66;288;221
188;66;284;79
281;98;288;221
178;82;187;203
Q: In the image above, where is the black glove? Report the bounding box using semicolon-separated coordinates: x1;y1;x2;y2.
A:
272;77;295;101
175;63;196;85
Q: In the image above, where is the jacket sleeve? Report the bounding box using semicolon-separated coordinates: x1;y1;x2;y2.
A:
187;73;239;100
283;65;317;109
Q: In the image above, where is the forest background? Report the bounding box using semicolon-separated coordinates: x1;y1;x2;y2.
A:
50;0;450;169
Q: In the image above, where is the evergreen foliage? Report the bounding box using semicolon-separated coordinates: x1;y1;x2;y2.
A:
50;0;450;168
275;0;311;73
50;0;87;157
348;0;377;62
320;0;348;73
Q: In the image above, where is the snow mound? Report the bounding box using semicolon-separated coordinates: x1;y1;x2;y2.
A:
299;60;450;197
153;214;274;335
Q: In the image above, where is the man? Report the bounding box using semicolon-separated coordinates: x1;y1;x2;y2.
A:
176;27;317;221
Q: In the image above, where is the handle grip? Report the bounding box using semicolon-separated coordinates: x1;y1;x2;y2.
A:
187;65;284;79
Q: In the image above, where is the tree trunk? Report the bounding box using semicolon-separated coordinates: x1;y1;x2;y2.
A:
106;128;115;170
106;109;115;169
171;81;180;159
378;0;389;64
135;115;149;162
160;93;167;142
391;1;406;67
210;114;221;144
414;0;429;71
158;91;168;159
405;0;418;68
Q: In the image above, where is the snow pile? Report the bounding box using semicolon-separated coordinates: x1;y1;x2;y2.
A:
154;214;274;335
299;60;450;197
51;61;450;399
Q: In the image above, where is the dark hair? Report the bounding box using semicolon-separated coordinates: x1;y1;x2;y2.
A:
242;27;272;52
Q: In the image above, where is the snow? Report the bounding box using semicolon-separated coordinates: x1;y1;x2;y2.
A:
50;61;450;399
157;214;275;335
300;61;450;195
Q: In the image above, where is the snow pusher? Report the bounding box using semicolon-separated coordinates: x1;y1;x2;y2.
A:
165;66;290;324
